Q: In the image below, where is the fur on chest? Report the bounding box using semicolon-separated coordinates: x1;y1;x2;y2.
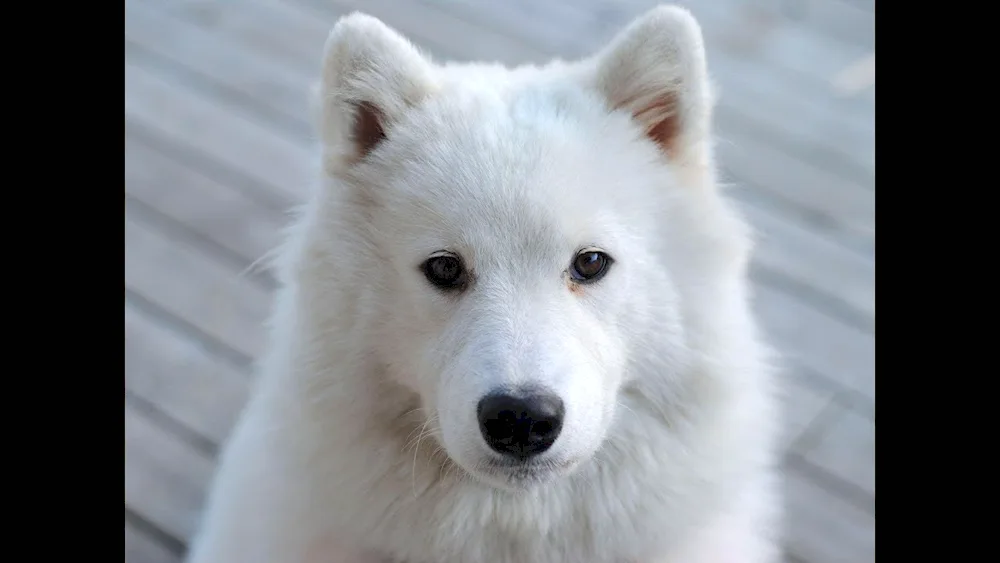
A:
305;442;737;563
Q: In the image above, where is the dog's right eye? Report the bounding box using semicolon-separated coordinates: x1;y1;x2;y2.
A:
422;253;467;290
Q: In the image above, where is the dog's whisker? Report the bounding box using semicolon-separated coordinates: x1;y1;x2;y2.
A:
410;424;430;498
616;400;638;418
407;413;441;498
401;410;437;452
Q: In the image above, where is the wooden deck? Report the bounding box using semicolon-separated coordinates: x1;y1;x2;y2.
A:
123;0;875;561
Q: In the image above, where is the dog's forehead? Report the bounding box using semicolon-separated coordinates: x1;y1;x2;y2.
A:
382;90;624;256
386;162;579;266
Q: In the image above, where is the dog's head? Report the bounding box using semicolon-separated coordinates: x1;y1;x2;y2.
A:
307;6;750;491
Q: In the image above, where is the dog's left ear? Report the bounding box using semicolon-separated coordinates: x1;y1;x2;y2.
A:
588;5;714;165
314;12;437;175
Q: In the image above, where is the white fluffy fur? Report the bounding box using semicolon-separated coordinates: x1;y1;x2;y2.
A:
186;6;782;562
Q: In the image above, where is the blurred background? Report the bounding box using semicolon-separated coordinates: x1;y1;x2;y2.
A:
123;0;875;561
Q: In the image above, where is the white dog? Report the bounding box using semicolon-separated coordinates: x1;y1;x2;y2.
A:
185;5;782;562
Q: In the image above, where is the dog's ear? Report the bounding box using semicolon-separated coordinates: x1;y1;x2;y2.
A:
589;6;714;165
316;13;436;174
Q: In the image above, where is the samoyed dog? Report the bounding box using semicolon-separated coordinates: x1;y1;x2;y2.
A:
186;5;782;562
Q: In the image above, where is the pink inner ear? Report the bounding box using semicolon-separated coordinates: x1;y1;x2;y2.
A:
352;102;387;160
632;93;680;156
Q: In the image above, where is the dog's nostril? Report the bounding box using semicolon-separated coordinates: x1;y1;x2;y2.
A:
477;391;565;459
531;420;554;437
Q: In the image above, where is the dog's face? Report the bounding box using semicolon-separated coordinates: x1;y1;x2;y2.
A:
364;92;668;489
313;7;729;490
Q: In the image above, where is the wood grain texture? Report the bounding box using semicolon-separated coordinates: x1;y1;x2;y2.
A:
125;403;215;547
124;212;271;360
799;402;876;496
126;521;181;563
784;469;875;562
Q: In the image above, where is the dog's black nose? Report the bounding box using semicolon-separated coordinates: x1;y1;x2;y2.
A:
477;391;564;459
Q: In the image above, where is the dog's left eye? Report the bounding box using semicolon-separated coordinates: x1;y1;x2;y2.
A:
570;249;613;283
422;253;468;290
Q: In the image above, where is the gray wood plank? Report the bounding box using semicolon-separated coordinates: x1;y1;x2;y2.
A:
144;0;329;68
125;403;214;548
779;373;837;451
125;301;251;446
692;0;874;82
743;0;876;49
124;2;312;136
784;467;875;563
444;0;874;81
798;402;875;496
125;523;180;563
124;59;313;204
124;212;271;361
741;201;873;323
833;0;874;13
717;123;875;244
125;132;286;273
754;284;873;399
151;0;542;67
125;0;316;144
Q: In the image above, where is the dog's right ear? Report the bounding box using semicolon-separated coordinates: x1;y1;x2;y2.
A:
587;5;714;169
315;13;436;175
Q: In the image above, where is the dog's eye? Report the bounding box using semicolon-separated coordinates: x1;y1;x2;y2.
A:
570;249;613;283
422;253;467;290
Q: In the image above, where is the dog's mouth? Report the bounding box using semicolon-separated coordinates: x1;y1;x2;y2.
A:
472;457;579;490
